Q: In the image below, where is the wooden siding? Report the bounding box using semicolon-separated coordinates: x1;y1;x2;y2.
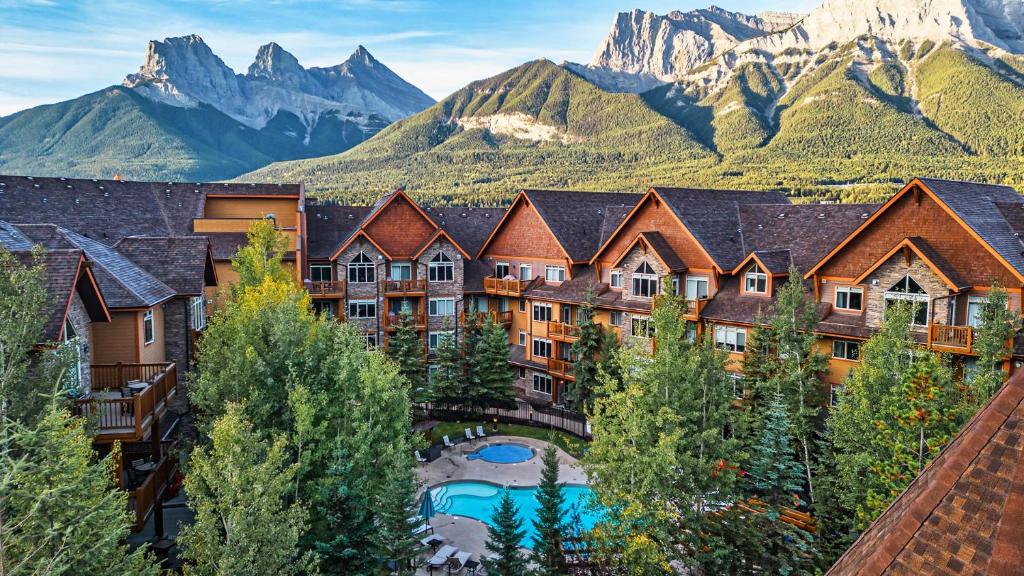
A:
139;306;165;364
482;200;565;260
364;195;436;258
817;189;1020;287
203;198;300;228
91;311;141;364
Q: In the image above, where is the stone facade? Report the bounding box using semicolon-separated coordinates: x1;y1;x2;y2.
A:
161;297;192;414
66;292;93;393
335;238;386;341
419;238;466;335
863;253;951;334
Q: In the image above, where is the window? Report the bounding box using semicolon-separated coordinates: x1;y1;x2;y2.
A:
518;367;527;379
967;296;991;328
429;252;454;282
533;338;552;358
533;303;552;322
519;330;527;346
348;252;375;283
545;265;565;282
519;300;527;313
498;297;510;313
311;300;334;317
561;305;572;325
610;270;622;288
609;310;623;326
632;262;658;298
671;276;680;295
744;263;767;294
348;300;376;319
832;339;861;361
143;310;155;345
390;262;411;280
835;286;863;311
519;264;532;281
428;331;453;351
309;264;332;282
728;373;744;399
364;333;377;349
495;262;510;278
884;275;929;326
429;298;455;317
632;316;654;339
830;384;844;407
686;276;709;300
62;319;82;392
533;373;553;395
189;296;207;331
715;325;747;353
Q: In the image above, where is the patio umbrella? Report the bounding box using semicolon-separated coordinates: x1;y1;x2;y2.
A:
419;488;436;525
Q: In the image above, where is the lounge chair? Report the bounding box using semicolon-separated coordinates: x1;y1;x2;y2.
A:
411;520;432;536
476;425;487;438
415;450;427;464
448;551;472;574
427;545;458;568
464;428;476;442
443;435;455;448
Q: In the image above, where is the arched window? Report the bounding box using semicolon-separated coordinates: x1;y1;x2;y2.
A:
632;262;658;298
884;275;929;326
429;251;454;282
745;263;767;293
348;252;375;283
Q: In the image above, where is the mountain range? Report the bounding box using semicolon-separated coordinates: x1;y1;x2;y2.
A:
0;36;433;181
243;0;1024;204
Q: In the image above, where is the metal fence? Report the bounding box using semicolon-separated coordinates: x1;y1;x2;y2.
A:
418;399;591;440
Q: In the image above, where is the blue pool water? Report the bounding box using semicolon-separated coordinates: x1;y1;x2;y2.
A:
466;443;534;464
430;481;601;548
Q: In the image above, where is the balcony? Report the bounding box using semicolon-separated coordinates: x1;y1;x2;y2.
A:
460;310;513;326
548;358;576;381
120;441;178;532
304;280;346;298
72;363;177;442
548;322;581;342
484;277;526;297
685;298;709;321
381;278;427;295
384;311;427;331
929;324;976;355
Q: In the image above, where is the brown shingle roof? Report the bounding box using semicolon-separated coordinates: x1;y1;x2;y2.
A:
828;369;1024;576
523;190;642;262
427;206;502;258
115;236;215;296
304;203;372;259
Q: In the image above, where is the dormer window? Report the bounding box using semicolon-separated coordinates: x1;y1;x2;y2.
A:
348;252;375;283
632;262;658;298
884;275;929;326
610;270;623;288
429;252;454;282
745;263;767;294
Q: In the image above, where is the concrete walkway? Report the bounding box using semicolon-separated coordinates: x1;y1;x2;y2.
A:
413;435;588;575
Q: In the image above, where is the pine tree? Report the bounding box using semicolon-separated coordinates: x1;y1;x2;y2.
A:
531;445;566;576
430;324;464;403
371;445;425;575
567;294;603;412
467;318;516;411
968;283;1019;408
745;394;817;575
482;488;528;576
313;450;375;575
389;310;428;402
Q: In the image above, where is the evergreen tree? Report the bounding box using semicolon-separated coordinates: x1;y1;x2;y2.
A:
968;283;1018;408
313;451;375;575
430;324;464;403
178;403;314;576
389;310;428;402
745;394;817;575
0;403;160;576
482;489;528;576
567;294;603;412
531;445;566;576
467;318;516;411
371;444;424;575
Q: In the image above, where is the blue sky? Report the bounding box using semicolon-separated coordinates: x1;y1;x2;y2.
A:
0;0;819;116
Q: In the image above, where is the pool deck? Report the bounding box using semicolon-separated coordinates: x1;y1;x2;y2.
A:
414;435;587;574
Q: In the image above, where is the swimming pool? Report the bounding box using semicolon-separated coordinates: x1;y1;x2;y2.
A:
466;443;535;464
430;481;601;548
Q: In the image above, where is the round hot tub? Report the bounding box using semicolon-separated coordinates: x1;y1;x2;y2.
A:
466;443;535;464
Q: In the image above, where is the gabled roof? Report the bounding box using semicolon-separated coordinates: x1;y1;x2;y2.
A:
329;189;442;260
411;228;471;260
523;190;642;263
305;203;373;259
425;206;502;258
731;249;793;276
612;231;687;272
806;178;1024;282
827;369;1024;576
115;236;218;295
852;237;971;292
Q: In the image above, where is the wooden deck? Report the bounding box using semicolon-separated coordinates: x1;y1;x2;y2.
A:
72;363;177;442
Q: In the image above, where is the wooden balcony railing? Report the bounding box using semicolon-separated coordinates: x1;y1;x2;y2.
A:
460;310;513;326
381;279;427;294
384;311;427;329
304;280;346;298
73;363;177;441
685;298;709;320
548;358;576;381
128;452;177;532
548;322;582;342
484;277;526;297
929;324;974;353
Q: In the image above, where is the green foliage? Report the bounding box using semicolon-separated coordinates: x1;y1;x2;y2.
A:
0;86;372;182
0;403;160;576
967;284;1019;406
916;40;936;59
567;295;605;412
465;318;517;411
483;489;529;576
312;453;375;574
231;218;292;293
429;327;464;403
179;403;314;576
532;446;567;576
389;311;428;401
